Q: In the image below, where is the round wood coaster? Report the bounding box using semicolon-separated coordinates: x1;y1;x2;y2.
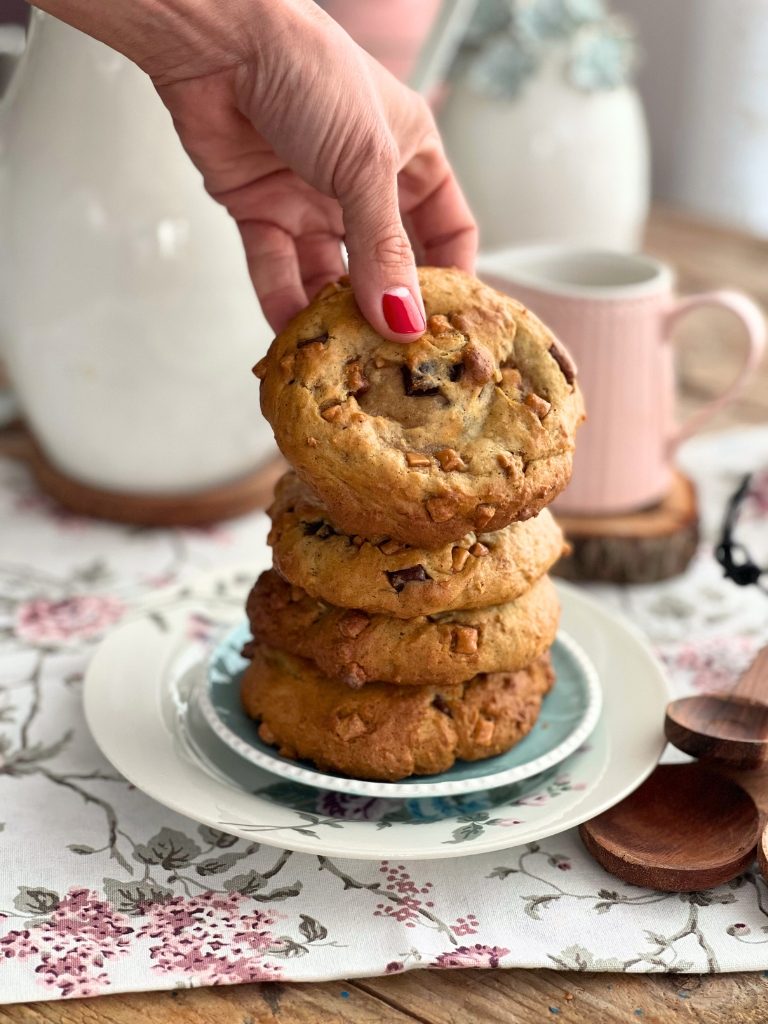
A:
579;762;759;892
553;471;699;584
0;423;286;526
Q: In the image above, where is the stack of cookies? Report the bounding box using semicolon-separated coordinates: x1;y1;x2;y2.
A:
242;268;584;782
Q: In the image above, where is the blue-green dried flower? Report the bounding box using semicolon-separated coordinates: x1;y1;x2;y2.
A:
514;0;572;42
568;18;636;91
467;34;539;99
565;0;606;25
463;0;514;47
513;0;604;42
454;0;636;97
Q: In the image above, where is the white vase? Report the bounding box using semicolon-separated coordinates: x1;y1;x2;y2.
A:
0;12;275;494
438;48;650;250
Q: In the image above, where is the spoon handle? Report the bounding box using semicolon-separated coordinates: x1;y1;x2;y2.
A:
733;645;768;703
759;821;768;885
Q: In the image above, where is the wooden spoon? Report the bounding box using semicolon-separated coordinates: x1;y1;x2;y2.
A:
759;823;768;883
665;646;768;768
579;762;760;891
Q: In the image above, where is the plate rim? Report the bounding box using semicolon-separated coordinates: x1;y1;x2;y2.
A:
199;626;603;799
83;568;670;860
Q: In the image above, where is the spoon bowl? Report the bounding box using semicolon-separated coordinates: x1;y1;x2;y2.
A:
665;693;768;768
580;762;760;891
664;646;768;770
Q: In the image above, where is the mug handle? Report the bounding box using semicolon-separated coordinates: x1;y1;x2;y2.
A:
665;289;766;450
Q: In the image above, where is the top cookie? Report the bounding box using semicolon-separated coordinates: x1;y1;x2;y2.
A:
255;266;584;547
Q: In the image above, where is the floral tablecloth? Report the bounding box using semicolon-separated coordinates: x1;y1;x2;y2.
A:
1;428;768;1003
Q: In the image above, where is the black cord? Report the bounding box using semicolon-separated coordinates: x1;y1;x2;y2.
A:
715;472;768;594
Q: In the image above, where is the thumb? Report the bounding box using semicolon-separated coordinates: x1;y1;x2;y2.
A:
340;171;426;343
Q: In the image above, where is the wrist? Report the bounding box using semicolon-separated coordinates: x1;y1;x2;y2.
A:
27;0;327;82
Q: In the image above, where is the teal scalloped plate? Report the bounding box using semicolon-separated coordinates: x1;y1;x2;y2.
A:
199;622;602;799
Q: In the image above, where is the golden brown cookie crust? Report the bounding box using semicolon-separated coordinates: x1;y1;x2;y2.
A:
268;471;566;617
245;570;560;688
241;644;555;781
256;267;584;546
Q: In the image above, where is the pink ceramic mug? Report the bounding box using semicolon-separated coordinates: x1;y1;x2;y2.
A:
479;248;766;516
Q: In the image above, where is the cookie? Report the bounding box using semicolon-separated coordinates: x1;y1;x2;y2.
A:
245;570;560;688
241;643;555;781
255;266;584;546
268;471;566;618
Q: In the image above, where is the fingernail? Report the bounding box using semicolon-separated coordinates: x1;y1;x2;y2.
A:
382;286;425;335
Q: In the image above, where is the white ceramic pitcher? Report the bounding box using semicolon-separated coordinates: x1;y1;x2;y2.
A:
0;12;275;495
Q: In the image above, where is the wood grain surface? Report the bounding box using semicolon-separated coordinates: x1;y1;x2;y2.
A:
3;207;768;1020
554;471;700;583
4;969;768;1023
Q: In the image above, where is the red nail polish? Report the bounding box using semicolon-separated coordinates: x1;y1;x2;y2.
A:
382;287;425;335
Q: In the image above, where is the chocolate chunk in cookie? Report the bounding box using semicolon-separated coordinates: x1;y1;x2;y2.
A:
245;569;560;688
267;472;566;618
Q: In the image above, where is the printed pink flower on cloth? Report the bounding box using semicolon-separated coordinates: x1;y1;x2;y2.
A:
1;888;287;996
14;595;125;645
374;863;436;928
660;635;762;694
433;944;510;969
452;914;480;937
136;892;283;984
0;888;133;999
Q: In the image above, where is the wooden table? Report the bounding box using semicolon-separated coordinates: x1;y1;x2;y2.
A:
4;207;768;1023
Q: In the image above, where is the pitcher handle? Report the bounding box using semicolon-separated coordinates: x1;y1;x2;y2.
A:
665;289;766;452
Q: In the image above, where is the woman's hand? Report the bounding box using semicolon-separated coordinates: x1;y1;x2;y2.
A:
33;0;478;341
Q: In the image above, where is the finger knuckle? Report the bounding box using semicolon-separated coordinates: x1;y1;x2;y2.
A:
335;121;398;193
411;92;436;130
371;232;413;269
358;131;399;175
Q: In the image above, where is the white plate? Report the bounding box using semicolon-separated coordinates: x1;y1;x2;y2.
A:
84;565;670;861
200;622;603;799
